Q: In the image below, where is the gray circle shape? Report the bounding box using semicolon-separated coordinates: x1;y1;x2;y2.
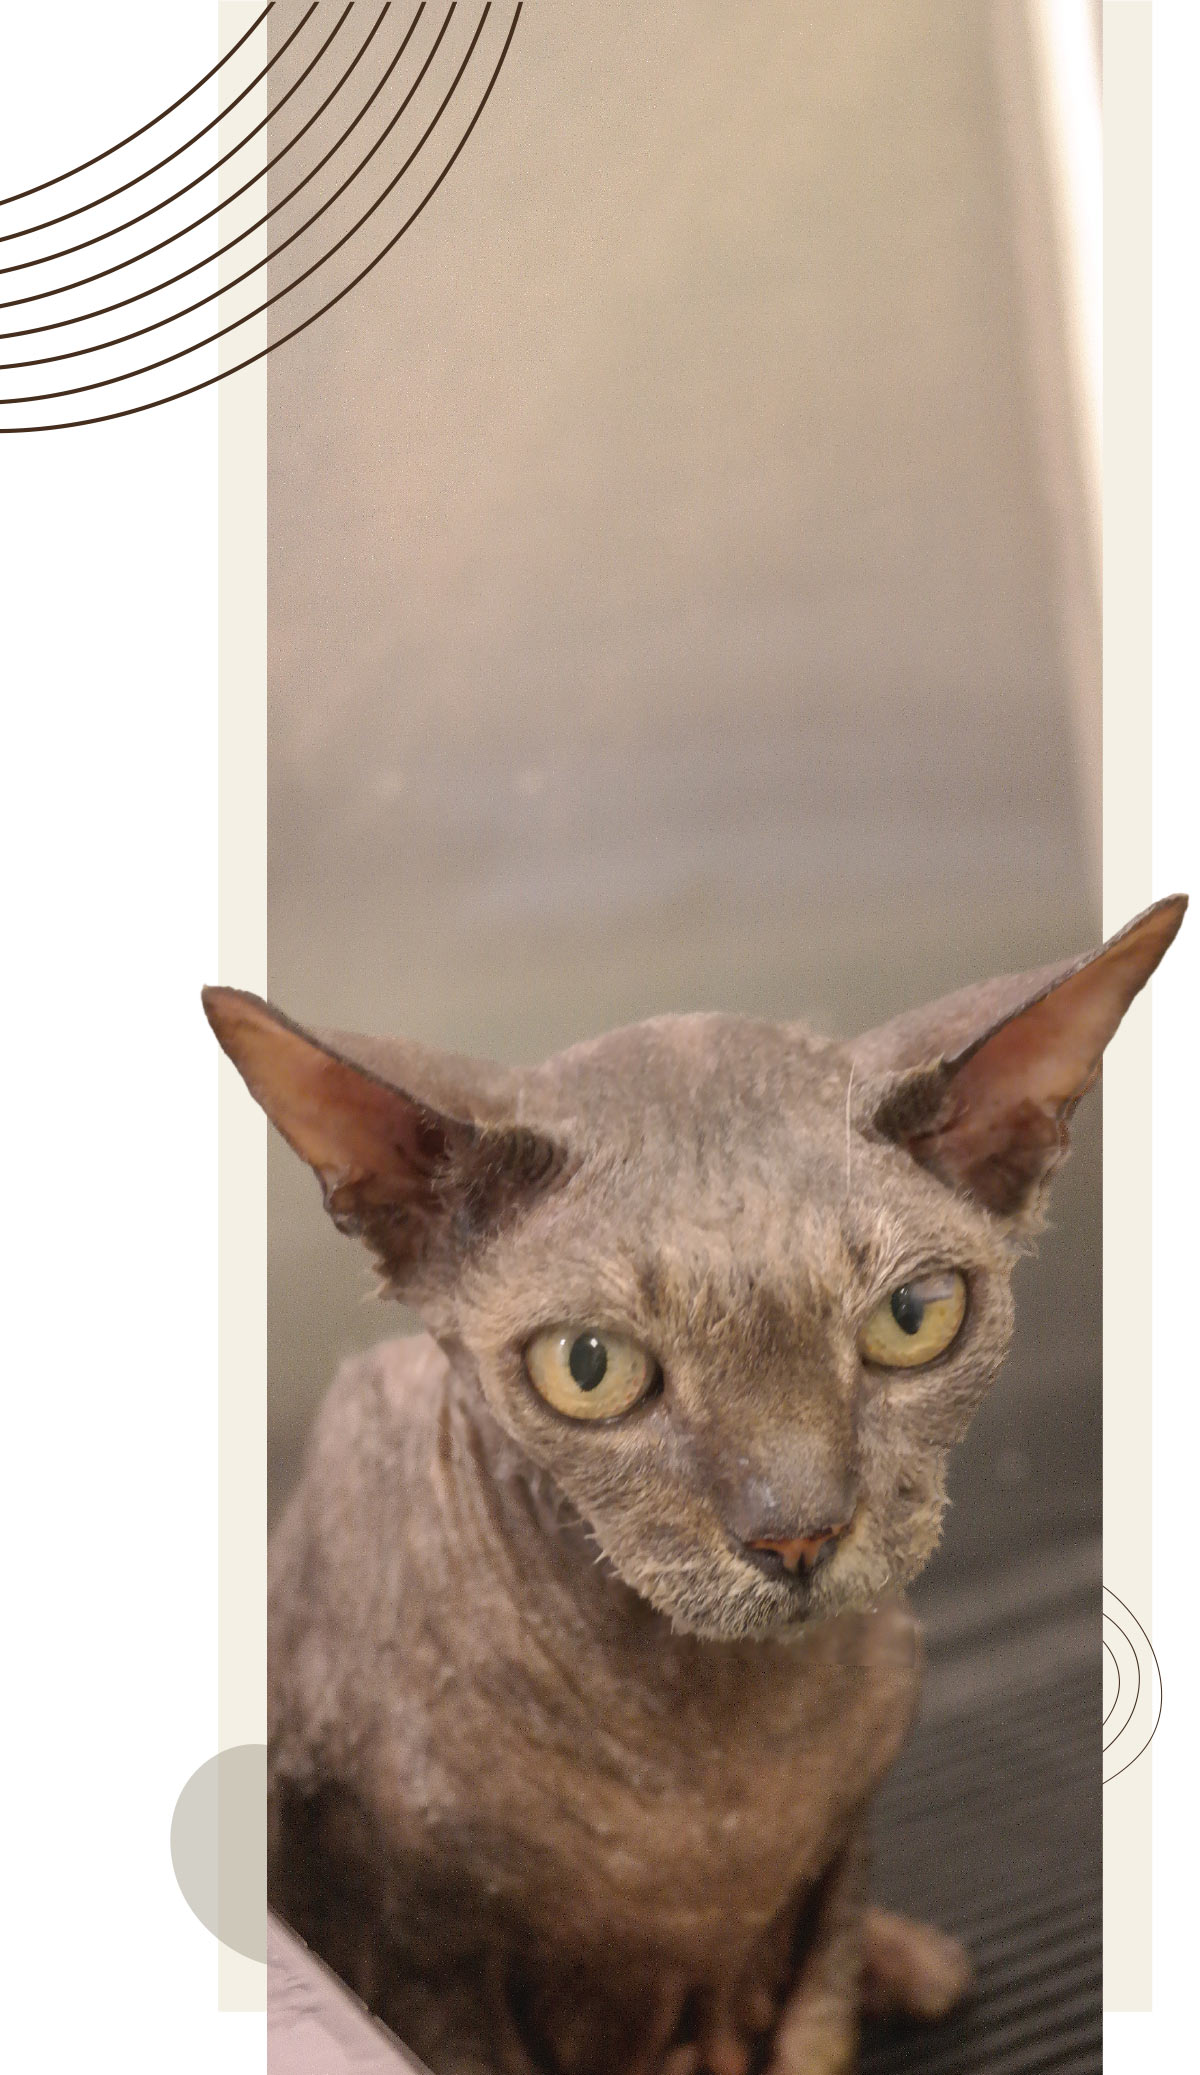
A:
170;1743;267;1963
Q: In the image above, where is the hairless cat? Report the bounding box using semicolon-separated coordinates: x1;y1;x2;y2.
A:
206;893;1185;2075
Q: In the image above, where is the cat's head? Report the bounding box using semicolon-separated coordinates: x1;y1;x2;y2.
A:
205;896;1184;1641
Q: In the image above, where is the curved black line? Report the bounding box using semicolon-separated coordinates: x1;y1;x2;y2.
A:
1102;1589;1162;1781
0;5;414;356
0;5;274;209
1101;1636;1120;1729
0;5;522;433
0;4;321;274
1101;1625;1135;1744
0;4;408;325
3;3;478;403
1101;1609;1142;1752
0;6;314;244
0;4;428;371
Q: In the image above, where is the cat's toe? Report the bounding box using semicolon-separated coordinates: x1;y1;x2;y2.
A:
860;1907;972;2023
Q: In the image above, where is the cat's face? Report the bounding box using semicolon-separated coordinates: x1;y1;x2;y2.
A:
203;896;1185;1640
425;1016;1018;1639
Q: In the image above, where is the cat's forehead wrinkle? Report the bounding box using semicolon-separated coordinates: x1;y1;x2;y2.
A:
634;1191;972;1341
610;1145;1007;1324
669;1257;844;1364
525;1012;839;1151
836;1157;1014;1292
634;1226;846;1327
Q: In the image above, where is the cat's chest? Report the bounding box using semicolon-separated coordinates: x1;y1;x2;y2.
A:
374;1598;918;1967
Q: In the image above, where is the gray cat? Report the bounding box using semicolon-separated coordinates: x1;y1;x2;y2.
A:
205;894;1184;2075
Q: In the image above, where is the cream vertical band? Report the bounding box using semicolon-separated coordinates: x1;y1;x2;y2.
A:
217;0;269;2015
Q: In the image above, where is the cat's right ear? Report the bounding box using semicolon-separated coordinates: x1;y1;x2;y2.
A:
846;895;1186;1223
201;987;567;1289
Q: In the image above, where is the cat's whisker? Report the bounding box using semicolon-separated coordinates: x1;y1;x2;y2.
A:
844;1060;855;1200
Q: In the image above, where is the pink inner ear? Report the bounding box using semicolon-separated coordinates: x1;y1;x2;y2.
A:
912;920;1173;1209
280;1050;440;1198
950;925;1161;1133
208;993;440;1199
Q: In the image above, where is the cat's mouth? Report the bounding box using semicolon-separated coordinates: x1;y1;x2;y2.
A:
739;1541;827;1592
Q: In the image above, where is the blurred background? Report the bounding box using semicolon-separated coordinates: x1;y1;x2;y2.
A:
266;3;1101;2064
266;0;1100;1552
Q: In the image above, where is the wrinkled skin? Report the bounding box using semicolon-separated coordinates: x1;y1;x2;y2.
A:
270;1337;960;2073
206;897;1183;2072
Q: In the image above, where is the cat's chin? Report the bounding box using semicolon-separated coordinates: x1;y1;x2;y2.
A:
578;1497;916;1642
615;1552;893;1643
573;1485;933;1639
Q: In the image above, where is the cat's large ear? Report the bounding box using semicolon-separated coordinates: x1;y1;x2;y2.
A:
202;988;568;1290
848;895;1186;1220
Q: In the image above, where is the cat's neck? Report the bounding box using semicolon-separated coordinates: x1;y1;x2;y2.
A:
437;1343;678;1651
272;1332;918;1832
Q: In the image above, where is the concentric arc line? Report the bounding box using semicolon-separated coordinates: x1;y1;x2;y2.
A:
0;4;523;432
1101;1586;1162;1783
0;4;274;209
4;2;476;401
0;4;405;324
0;3;321;274
0;5;316;244
1101;1636;1120;1728
0;4;413;358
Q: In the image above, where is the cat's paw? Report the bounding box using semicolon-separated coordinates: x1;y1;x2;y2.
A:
860;1907;972;2023
656;1998;761;2075
759;2015;857;2075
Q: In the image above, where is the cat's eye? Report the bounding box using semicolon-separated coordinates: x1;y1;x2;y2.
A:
524;1328;659;1421
858;1271;967;1370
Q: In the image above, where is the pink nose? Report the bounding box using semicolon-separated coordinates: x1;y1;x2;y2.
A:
746;1522;850;1574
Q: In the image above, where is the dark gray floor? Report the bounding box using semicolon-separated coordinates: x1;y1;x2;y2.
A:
864;1539;1100;2075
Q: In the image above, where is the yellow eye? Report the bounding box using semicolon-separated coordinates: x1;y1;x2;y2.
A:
859;1271;967;1369
524;1328;658;1421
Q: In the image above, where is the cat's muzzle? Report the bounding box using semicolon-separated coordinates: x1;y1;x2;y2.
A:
741;1518;851;1582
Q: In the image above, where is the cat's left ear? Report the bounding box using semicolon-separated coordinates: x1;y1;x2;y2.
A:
201;987;568;1294
849;895;1187;1220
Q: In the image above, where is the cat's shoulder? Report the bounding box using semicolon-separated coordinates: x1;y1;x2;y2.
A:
271;1337;451;1626
308;1333;450;1457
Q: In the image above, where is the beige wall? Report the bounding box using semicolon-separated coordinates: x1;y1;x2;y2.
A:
265;1;1099;1541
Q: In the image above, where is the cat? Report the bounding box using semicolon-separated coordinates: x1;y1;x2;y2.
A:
204;894;1185;2075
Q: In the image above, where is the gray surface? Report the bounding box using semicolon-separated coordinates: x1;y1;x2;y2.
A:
864;1536;1101;2075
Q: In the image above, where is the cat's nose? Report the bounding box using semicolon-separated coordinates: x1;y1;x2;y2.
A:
709;1455;857;1573
744;1522;850;1575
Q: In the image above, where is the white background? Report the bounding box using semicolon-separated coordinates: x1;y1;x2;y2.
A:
0;4;258;2068
0;3;1194;2069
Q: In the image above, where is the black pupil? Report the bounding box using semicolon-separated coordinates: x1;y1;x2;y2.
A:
568;1335;609;1391
891;1286;926;1337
